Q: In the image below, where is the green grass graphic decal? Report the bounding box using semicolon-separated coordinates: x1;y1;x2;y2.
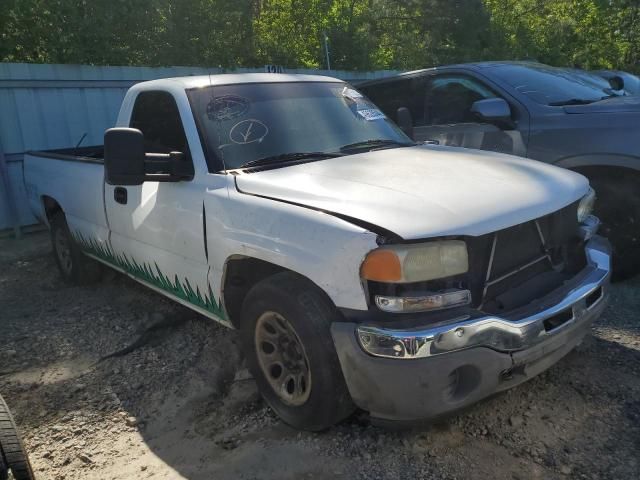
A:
74;232;227;321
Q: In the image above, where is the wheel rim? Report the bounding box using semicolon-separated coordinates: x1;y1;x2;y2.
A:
255;311;312;406
55;229;73;275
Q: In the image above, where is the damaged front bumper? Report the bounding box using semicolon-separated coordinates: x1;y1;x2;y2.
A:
331;236;611;422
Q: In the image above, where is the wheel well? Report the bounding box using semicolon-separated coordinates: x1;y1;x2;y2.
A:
571;165;640;209
222;257;289;328
42;195;63;222
571;165;640;186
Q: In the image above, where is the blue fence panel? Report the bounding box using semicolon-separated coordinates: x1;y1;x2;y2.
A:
0;62;402;232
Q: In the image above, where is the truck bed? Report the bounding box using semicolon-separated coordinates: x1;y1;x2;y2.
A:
23;146;109;245
25;145;104;164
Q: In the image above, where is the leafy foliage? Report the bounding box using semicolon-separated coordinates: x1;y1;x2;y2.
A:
1;1;638;72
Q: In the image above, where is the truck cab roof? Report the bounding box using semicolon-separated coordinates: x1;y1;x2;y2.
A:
134;73;344;91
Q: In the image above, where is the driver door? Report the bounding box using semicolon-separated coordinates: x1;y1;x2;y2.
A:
104;91;212;313
416;74;527;156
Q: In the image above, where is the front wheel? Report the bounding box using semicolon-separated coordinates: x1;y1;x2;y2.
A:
240;272;355;431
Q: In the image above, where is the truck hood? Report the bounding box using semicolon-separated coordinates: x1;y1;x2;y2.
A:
235;145;589;239
564;95;640;114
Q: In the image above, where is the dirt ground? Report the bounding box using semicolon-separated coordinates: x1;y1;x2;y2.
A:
0;231;639;480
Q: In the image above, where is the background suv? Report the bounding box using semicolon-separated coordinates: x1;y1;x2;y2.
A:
360;61;640;278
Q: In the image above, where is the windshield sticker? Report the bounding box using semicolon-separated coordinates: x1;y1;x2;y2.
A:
207;95;250;121
229;119;269;145
342;87;364;104
341;86;364;101
357;108;387;121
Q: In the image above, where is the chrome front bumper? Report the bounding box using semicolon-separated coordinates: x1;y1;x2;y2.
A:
355;235;611;360
331;236;611;422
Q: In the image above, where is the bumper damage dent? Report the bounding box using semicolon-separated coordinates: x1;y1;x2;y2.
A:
331;236;611;422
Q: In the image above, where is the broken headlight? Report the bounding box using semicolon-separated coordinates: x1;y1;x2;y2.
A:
577;187;596;223
361;241;471;313
361;241;469;283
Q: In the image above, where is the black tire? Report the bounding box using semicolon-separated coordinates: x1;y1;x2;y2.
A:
50;212;102;284
589;173;640;281
240;272;355;431
0;395;35;480
0;451;7;480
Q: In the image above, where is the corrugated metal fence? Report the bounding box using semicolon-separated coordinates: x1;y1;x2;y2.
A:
0;63;400;236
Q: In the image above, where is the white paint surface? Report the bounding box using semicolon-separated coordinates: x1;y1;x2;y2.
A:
236;144;589;239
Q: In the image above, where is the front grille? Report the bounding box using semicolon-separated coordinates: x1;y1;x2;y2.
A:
467;201;586;313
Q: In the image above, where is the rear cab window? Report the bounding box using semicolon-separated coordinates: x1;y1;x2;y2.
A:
130;91;192;158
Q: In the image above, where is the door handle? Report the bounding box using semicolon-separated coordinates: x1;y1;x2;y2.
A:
114;187;128;205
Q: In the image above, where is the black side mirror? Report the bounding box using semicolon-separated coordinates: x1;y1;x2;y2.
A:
104;128;145;186
396;107;414;140
471;98;512;124
608;75;624;91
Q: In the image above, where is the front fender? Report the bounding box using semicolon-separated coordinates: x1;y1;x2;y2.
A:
205;187;379;312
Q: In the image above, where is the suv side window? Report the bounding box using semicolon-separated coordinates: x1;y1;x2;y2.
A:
130;91;191;157
426;75;497;125
361;76;428;126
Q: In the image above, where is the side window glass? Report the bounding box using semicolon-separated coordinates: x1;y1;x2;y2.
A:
130;91;191;157
426;75;497;125
362;77;427;126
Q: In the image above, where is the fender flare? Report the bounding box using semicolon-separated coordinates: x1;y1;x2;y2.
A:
40;195;63;227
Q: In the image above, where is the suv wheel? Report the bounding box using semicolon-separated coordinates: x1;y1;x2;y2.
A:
589;173;640;280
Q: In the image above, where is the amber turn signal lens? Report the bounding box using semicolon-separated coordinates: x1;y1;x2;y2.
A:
361;249;402;282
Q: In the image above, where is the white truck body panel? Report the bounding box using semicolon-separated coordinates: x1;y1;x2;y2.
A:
24;155;111;250
207;187;377;311
235;144;590;239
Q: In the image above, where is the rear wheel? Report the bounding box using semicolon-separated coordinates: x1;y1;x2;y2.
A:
587;172;640;281
0;395;35;480
50;212;102;284
240;272;355;431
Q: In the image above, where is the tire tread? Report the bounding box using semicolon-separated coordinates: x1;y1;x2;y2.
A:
0;395;34;480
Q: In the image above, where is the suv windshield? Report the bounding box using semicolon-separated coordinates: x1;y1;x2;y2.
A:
490;63;619;106
187;81;411;171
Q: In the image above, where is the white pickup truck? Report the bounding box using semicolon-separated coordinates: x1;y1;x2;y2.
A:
24;74;611;430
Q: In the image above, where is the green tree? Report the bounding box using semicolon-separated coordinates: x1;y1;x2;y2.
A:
1;0;638;72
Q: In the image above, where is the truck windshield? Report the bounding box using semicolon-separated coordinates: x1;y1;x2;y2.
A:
187;81;411;171
490;64;620;106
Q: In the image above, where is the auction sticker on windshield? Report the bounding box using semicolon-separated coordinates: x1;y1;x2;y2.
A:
341;86;386;121
357;108;386;121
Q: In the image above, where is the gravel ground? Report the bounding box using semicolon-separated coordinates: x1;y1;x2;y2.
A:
1;231;639;480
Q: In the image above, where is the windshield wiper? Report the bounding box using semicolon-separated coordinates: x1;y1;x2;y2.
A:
548;98;597;106
339;139;415;152
549;94;625;106
239;151;342;169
